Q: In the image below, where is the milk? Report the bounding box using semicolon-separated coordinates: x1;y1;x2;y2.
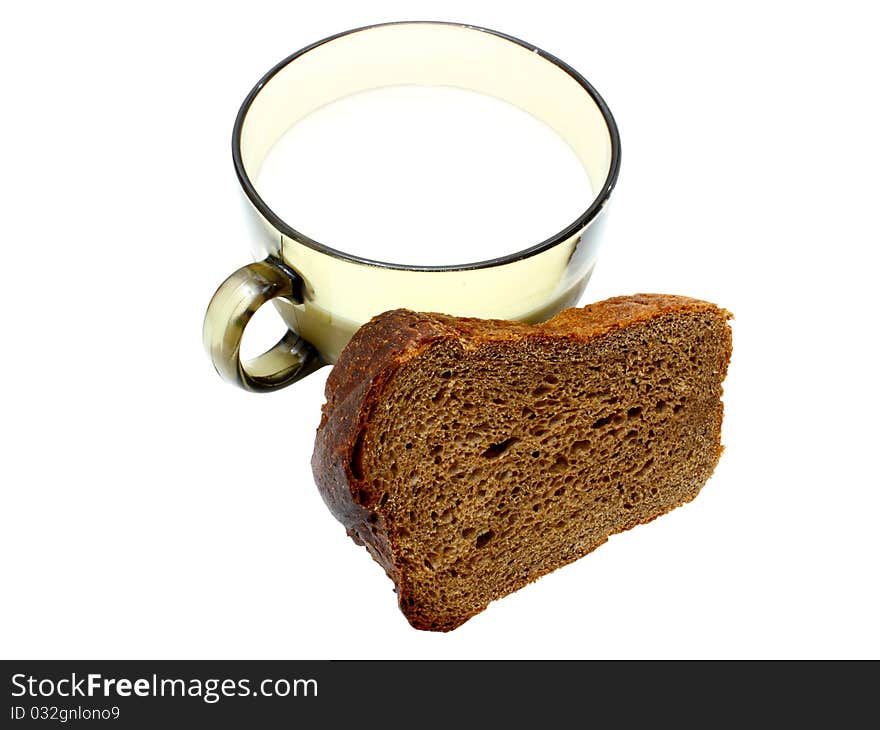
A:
256;85;593;268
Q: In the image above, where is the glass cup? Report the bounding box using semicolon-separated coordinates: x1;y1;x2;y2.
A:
203;21;621;391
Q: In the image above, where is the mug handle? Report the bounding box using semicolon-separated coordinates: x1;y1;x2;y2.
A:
203;257;323;392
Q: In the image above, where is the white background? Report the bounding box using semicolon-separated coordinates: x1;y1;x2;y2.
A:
2;0;878;659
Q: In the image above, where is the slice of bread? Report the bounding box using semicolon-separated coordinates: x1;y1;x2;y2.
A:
312;294;732;631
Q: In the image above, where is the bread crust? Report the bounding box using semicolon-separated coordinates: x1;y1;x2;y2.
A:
311;294;733;630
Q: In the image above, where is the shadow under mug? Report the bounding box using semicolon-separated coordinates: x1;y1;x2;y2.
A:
204;21;621;392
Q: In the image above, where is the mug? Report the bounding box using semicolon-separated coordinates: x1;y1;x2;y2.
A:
203;21;621;392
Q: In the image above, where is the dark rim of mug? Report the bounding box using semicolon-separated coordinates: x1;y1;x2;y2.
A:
231;20;622;272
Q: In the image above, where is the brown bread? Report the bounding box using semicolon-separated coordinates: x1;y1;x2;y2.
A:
312;294;733;631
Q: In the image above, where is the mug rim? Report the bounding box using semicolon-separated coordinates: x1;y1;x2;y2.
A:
231;20;622;273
